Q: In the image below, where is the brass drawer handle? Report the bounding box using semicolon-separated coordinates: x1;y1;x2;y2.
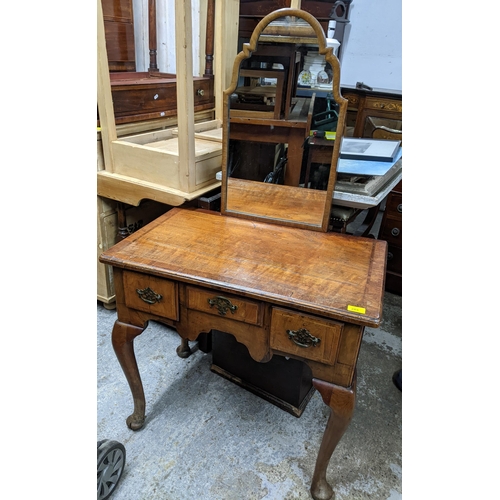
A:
136;287;162;304
196;89;204;96
391;227;400;237
207;296;238;316
287;328;321;348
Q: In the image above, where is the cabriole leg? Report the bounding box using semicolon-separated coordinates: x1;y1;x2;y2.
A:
111;320;146;430
310;374;357;500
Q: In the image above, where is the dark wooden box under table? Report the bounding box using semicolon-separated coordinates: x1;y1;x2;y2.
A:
211;329;314;417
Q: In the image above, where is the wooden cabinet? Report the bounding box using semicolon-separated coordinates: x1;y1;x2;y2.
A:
239;1;293;38
238;1;338;40
341;85;402;138
340;85;402;293
102;0;136;72
96;196;171;307
99;0;216;126
378;180;402;294
97;196;118;307
109;73;215;125
238;1;353;61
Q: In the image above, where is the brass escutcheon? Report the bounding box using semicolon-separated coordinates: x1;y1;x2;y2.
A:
136;287;162;304
287;328;321;348
207;296;238;316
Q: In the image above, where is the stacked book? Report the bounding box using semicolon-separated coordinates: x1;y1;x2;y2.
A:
335;138;402;196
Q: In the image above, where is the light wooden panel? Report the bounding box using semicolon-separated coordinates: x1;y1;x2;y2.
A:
97;0;117;172
215;0;240;121
175;0;196;193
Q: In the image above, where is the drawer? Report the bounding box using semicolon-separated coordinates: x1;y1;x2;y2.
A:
112;85;177;116
111;78;214;117
364;96;402;113
186;287;264;326
385;193;402;216
386;245;402;274
193;78;214;106
123;270;178;320
343;92;360;109
270;308;343;366
380;214;402;246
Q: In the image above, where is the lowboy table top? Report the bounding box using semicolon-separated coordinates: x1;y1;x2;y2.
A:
100;207;387;327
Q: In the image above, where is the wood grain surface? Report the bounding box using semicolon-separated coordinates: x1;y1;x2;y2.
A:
100;208;387;326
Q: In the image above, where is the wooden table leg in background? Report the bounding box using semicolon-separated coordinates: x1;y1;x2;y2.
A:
351;205;382;237
117;202;130;240
310;374;357;500
111;320;146;430
176;337;192;358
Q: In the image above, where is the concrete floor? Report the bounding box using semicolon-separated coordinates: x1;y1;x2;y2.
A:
97;290;402;500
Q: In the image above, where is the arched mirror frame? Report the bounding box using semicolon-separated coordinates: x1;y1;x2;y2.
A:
220;8;349;232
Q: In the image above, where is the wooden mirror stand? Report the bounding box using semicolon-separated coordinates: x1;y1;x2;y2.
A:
220;8;348;232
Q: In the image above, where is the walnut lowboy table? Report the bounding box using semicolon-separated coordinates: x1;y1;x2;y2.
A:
99;207;387;500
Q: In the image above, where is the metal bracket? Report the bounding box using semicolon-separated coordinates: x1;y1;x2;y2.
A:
287;328;321;348
207;296;238;316
136;287;162;305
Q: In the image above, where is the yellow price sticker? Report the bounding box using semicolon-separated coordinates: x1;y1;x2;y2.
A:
347;305;366;314
309;131;336;140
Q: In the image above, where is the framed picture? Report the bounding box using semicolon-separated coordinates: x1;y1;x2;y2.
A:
340;137;401;162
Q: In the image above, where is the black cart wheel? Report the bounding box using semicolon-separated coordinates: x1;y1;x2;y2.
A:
97;440;126;500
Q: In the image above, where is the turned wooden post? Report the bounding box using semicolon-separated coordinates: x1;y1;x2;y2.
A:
116;202;129;240
148;0;159;71
203;0;215;76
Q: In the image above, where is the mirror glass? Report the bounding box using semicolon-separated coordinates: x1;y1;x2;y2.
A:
221;9;348;231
